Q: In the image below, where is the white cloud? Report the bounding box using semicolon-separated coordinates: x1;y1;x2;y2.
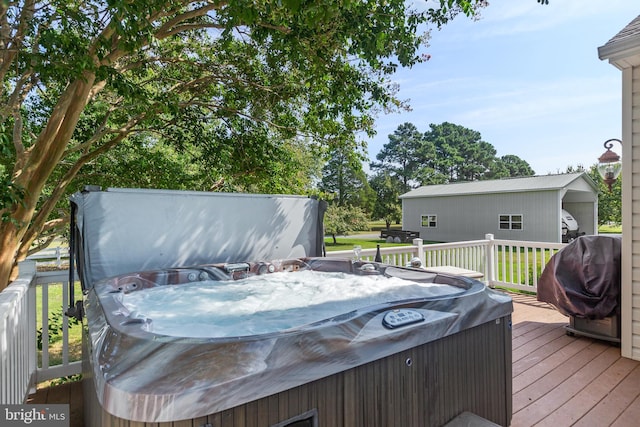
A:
450;76;621;128
437;0;640;41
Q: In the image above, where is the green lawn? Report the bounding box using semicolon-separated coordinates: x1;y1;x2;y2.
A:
324;234;557;287
599;223;622;234
493;245;558;286
36;281;83;370
324;236;410;251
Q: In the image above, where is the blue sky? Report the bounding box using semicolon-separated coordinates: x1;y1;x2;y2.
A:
364;0;638;175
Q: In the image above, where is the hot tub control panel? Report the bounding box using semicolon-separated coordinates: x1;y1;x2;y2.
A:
382;309;425;329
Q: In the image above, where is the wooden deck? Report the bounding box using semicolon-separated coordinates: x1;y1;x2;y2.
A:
27;292;640;427
27;378;84;426
509;292;640;427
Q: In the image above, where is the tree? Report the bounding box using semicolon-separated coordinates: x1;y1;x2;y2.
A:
0;1;488;289
369;171;403;229
370;122;425;193
324;204;370;245
587;165;621;225
81;134;322;195
486;154;536;179
496;154;535;177
381;121;535;184
320;146;372;210
424;122;499;182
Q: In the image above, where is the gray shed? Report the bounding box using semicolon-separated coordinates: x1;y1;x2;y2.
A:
399;172;598;243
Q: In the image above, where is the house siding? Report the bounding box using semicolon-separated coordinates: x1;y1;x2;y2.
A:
630;65;640;359
599;13;640;361
402;190;560;243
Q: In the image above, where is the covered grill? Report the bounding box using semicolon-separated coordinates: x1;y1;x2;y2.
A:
537;235;621;343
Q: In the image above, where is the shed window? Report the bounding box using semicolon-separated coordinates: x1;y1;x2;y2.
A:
421;215;437;228
499;214;523;230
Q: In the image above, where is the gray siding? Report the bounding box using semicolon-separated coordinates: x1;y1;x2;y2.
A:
402;190;560;243
563;202;596;236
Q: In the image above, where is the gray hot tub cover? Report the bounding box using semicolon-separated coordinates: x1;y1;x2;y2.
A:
70;187;327;288
537;235;621;319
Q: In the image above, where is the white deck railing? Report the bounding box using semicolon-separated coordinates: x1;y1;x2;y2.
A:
0;234;565;403
326;234;566;292
26;246;69;268
0;260;81;404
490;237;565;292
34;269;82;383
0;262;37;404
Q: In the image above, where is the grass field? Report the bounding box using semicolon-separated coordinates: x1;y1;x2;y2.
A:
599;223;622;234
36;282;83;370
324;236;410;251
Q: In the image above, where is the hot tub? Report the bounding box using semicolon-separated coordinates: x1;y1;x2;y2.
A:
70;188;512;426
82;257;512;426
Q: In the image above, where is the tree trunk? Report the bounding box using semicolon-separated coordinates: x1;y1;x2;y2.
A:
0;74;96;291
0;222;20;286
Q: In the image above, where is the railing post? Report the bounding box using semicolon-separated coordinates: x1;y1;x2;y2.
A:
485;234;496;287
413;238;424;266
21;260;38;397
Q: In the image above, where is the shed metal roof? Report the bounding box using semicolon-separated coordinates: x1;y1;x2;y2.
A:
598;14;640;66
399;172;596;199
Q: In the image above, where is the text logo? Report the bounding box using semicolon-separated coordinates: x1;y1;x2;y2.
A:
1;405;68;426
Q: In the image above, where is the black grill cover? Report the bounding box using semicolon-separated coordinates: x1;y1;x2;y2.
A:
537;235;621;319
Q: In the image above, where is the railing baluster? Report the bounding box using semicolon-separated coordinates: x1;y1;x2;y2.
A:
62;278;69;366
516;247;522;285
41;282;49;371
532;250;538;289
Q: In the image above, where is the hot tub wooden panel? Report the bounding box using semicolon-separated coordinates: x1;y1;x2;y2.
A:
84;316;512;427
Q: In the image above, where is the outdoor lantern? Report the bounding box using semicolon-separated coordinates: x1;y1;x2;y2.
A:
597;138;622;191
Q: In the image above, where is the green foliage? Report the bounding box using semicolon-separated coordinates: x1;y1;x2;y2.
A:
0;0;488;279
599;223;622;234
369;171;403;228
36;307;80;350
324;204;370;243
490;154;536;179
48;374;82;387
320;145;373;211
370;122;425;192
0;124;25;224
587;164;622;225
424;122;532;182
372;121;535;191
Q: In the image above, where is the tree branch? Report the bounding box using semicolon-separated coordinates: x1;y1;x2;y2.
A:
154;1;226;40
0;0;36;90
154;21;226;38
21;117;139;251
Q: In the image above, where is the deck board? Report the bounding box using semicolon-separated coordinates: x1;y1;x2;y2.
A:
577;363;640;426
26;291;640;427
27;381;83;426
508;292;639;427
